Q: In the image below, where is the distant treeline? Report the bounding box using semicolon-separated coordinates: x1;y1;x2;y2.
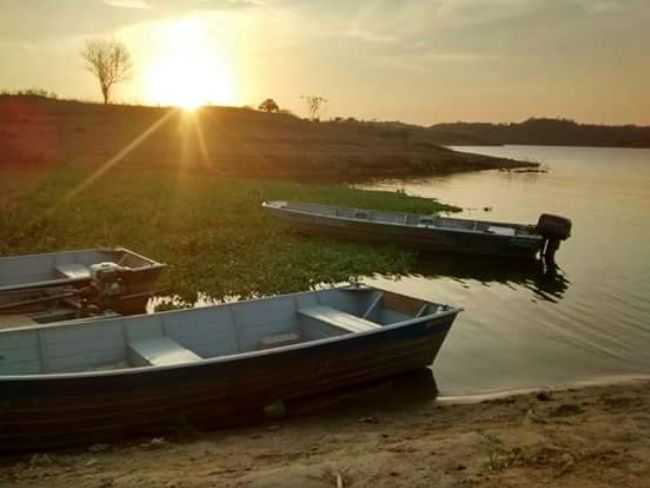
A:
426;118;650;148
0;88;58;99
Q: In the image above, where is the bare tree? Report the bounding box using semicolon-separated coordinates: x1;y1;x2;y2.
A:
258;98;280;113
301;95;327;121
81;39;133;105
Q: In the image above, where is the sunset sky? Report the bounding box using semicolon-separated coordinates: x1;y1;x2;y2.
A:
1;0;648;125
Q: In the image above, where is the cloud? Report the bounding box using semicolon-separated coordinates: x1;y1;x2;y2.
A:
312;0;648;58
342;28;397;44
254;0;647;86
0;0;260;42
104;0;151;8
571;0;632;14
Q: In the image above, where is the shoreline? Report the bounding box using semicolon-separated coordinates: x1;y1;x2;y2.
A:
3;374;649;487
437;373;650;405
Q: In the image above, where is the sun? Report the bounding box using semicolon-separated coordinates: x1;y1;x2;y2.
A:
145;18;235;110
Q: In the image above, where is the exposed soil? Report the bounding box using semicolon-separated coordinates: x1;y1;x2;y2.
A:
2;375;649;487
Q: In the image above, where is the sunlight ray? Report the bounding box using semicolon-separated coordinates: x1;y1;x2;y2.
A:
192;112;211;168
50;108;177;212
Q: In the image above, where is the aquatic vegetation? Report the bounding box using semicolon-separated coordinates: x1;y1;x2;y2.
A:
0;166;459;303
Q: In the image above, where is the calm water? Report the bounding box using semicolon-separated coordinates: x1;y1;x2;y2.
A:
366;146;650;396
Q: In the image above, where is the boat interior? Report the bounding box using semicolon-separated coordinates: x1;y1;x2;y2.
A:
0;287;452;376
0;248;159;292
0;307;116;331
272;201;538;237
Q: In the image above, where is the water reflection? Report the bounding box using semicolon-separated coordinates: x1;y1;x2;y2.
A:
370;146;650;396
149;292;225;312
408;255;571;304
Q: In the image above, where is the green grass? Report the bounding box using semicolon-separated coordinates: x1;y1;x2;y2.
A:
0;166;459;304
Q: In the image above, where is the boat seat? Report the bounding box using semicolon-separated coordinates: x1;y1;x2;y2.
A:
128;337;202;367
487;226;516;237
298;306;381;334
258;332;302;350
55;263;92;280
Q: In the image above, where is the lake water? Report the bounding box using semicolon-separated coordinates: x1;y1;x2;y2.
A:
365;146;650;397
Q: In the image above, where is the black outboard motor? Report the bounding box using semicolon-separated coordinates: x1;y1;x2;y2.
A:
536;214;572;263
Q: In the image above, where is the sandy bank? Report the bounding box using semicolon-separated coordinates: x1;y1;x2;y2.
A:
2;374;648;487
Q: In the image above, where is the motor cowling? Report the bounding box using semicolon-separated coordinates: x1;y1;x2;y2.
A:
536;214;572;241
90;262;123;281
90;262;125;298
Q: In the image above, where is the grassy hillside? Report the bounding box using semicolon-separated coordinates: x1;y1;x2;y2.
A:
0;95;533;179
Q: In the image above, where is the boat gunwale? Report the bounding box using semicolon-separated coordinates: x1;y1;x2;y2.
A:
0;247;167;293
0;246;166;268
0;285;461;382
262;201;542;241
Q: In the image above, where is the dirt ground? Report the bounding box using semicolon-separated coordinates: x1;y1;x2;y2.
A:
2;375;649;488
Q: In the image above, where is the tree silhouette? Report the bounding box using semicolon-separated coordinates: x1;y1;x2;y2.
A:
258;98;280;113
81;39;133;105
301;95;327;121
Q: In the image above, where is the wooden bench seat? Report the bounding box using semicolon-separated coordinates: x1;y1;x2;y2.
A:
55;263;92;280
128;337;202;367
298;306;381;334
258;332;302;350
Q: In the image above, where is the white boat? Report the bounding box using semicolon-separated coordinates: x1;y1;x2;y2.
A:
0;247;166;318
263;201;572;260
0;285;460;451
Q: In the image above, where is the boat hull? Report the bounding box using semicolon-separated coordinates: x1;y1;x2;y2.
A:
0;248;166;316
266;207;542;259
0;313;454;451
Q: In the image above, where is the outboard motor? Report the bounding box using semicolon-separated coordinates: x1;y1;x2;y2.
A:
90;262;125;309
76;263;126;316
536;214;572;263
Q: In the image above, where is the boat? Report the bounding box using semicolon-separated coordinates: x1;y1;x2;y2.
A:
262;201;572;260
0;285;460;451
0;247;167;316
0;303;118;331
